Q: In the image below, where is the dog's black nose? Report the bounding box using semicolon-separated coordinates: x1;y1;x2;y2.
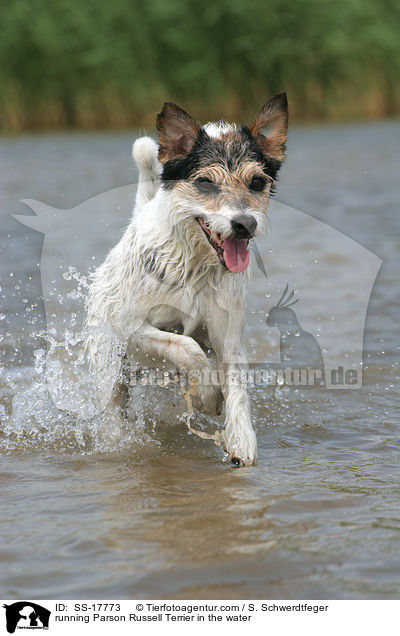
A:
231;215;257;239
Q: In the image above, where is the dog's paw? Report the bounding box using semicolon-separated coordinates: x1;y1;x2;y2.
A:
223;425;257;467
192;383;224;416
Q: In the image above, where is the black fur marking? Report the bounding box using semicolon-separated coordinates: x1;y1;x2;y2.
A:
161;129;208;188
140;249;185;290
140;248;166;282
239;126;281;194
161;125;282;192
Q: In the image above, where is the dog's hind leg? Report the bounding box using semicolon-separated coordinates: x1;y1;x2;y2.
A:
84;328;127;418
111;353;130;418
132;137;161;210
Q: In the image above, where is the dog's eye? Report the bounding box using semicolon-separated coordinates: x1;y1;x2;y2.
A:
248;176;266;192
195;177;218;193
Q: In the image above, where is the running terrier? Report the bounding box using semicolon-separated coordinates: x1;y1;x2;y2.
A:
86;93;288;466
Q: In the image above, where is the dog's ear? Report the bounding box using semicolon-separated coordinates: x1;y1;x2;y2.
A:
248;93;288;162
156;103;201;162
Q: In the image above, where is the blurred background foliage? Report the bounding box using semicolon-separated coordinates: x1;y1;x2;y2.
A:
1;0;400;130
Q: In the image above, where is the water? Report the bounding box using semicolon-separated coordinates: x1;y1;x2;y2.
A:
0;122;399;599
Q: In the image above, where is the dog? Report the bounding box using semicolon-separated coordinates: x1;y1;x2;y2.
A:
86;93;288;466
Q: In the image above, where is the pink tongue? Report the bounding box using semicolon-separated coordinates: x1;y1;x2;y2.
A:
222;238;250;272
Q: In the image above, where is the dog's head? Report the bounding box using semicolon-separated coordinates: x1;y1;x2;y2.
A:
156;93;288;273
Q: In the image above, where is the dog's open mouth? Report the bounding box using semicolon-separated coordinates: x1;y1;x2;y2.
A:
197;218;250;273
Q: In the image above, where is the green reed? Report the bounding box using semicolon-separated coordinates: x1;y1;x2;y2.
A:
1;0;399;130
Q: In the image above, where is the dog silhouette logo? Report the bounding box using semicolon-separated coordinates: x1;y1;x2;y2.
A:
2;602;51;633
266;284;324;373
14;192;381;392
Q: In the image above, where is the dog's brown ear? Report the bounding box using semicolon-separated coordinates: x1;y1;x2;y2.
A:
156;103;201;162
248;93;288;162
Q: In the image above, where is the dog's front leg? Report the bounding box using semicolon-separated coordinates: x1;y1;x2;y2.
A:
208;312;257;466
132;323;223;416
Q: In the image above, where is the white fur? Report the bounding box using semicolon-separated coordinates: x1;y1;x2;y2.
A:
203;121;235;139
132;136;161;210
86;135;261;465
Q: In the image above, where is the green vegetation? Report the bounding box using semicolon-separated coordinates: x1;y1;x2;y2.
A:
1;0;400;130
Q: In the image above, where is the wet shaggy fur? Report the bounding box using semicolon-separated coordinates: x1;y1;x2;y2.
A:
86;93;288;466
